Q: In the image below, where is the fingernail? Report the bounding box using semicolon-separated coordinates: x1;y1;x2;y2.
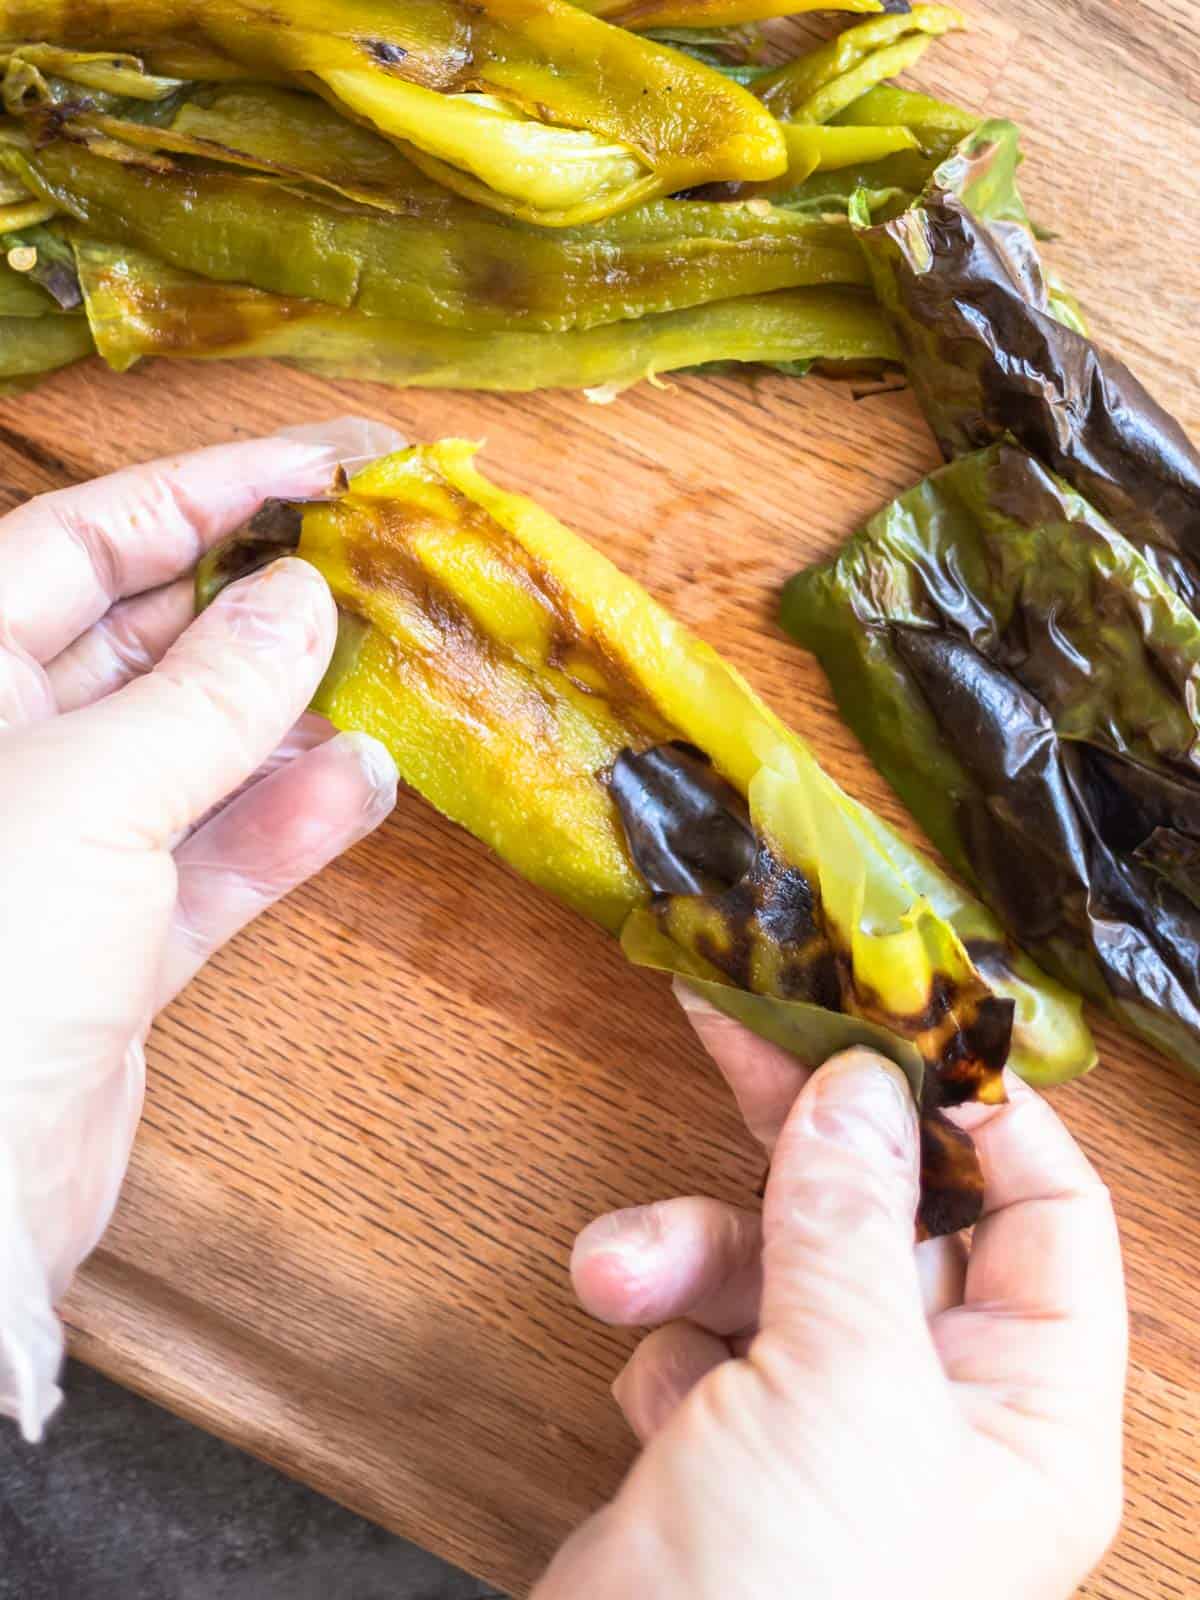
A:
671;978;723;1018
573;1205;661;1267
216;557;330;652
329;730;398;820
275;416;406;477
805;1053;916;1161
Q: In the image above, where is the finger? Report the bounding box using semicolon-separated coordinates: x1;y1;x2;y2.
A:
45;578;193;712
612;1322;731;1443
674;983;811;1150
182;711;337;844
75;556;337;845
915;1233;968;1320
0;618;55;729
933;1075;1126;1406
756;1049;939;1383
572;1198;763;1337
159;729;397;1005
573;1196;966;1336
0;417;402;663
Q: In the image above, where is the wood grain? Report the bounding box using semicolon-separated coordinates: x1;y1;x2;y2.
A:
1;2;1197;1593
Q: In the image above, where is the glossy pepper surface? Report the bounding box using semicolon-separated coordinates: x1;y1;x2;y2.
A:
854;120;1200;607
753;5;963;123
199;443;1096;1234
576;0;909;33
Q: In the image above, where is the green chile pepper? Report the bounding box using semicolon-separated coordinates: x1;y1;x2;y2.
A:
6;136;868;334
74;239;897;394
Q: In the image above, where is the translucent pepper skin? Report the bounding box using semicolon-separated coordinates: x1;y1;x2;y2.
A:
783;443;1200;1075
0;0;787;223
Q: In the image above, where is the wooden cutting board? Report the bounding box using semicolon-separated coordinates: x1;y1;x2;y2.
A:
2;1;1198;1593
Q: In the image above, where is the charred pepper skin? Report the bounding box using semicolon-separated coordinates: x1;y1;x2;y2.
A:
75;239;896;394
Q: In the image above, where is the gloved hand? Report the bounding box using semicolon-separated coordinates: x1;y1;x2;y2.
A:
0;418;402;1440
536;991;1128;1600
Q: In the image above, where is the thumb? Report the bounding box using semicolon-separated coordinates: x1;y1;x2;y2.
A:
757;1048;934;1376
76;556;336;846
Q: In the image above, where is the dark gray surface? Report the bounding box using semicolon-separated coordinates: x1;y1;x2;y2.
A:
0;1362;507;1600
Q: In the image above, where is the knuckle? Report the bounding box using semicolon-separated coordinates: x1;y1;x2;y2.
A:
53;500;124;601
683;1347;756;1440
709;1198;760;1268
96;608;160;680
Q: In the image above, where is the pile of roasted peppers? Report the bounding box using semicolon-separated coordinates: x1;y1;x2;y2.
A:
0;0;982;394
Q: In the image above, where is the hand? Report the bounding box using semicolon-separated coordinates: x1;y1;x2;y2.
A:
0;418;402;1439
537;989;1127;1600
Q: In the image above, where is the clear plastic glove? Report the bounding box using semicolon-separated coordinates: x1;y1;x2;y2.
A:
537;988;1128;1600
0;418;403;1441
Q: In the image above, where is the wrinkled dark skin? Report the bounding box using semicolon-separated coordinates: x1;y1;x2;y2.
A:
857;162;1200;608
783;443;1200;1075
609;742;756;895
611;742;1004;1234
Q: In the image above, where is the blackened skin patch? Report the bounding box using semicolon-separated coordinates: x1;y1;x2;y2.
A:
610;742;755;896
610;741;1000;1238
364;39;408;65
918;1104;985;1237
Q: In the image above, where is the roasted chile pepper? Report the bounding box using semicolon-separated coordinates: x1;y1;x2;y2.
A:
686;15;969;205
0;0;788;224
753;6;964;124
198;443;1096;1234
831;84;978;155
48;76;922;213
74;239;897;394
6;135;868;335
0;244;92;384
854;121;1200;604
783;443;1200;1076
